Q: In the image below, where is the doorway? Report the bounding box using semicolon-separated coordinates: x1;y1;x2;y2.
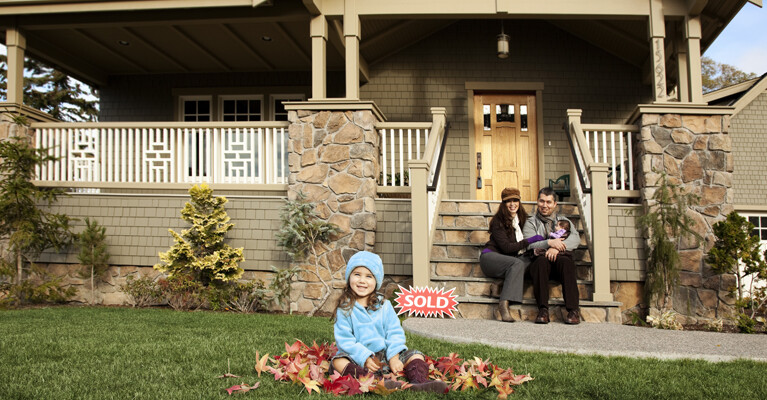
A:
473;93;539;201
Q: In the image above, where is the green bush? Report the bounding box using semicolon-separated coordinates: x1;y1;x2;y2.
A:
227;280;270;313
0;264;76;308
158;274;204;311
120;275;161;308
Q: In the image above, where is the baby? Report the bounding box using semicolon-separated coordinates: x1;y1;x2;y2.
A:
527;220;571;256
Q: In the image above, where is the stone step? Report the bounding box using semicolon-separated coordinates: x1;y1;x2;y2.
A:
453;297;622;324
431;259;593;281
431;277;594;301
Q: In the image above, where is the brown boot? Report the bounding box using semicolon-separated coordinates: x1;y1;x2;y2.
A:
340;363;368;378
496;300;515;322
404;359;449;394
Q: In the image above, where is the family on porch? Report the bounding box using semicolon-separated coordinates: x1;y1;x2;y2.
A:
480;187;582;325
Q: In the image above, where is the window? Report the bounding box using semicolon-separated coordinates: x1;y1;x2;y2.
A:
746;214;767;242
180;96;212;122
271;94;305;121
219;95;263;121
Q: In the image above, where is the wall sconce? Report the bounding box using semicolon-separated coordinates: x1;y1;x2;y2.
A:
497;23;509;59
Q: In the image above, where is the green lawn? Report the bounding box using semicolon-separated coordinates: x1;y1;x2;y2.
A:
1;307;765;399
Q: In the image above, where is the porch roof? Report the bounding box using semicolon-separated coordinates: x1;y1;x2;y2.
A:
0;0;757;88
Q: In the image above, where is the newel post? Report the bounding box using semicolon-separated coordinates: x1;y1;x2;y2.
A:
589;163;613;302
409;159;430;288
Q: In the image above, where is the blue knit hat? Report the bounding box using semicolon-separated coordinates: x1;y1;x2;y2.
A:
345;251;384;290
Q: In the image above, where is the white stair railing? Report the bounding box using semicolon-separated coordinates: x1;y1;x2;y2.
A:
32;121;290;187
377;123;431;186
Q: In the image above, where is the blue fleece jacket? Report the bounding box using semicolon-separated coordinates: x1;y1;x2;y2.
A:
333;297;408;366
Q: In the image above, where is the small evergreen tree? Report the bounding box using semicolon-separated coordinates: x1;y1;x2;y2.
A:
77;218;110;305
154;184;244;285
708;211;767;332
276;193;340;317
638;171;702;312
0;135;74;285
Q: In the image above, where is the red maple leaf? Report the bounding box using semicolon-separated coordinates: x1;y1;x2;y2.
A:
435;353;464;376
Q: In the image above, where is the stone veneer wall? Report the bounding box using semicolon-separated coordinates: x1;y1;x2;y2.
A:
636;113;735;322
286;109;380;314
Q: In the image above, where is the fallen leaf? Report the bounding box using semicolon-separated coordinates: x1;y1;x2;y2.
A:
254;352;270;377
217;373;241;379
225;382;260;395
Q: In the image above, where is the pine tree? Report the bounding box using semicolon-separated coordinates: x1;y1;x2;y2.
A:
638;172;702;312
0;55;99;122
0;135;74;284
77;218;110;305
154;184;244;285
276;192;340;317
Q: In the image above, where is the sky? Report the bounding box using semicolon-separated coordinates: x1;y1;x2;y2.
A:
704;1;767;74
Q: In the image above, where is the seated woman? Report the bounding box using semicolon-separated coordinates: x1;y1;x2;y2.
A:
479;187;537;322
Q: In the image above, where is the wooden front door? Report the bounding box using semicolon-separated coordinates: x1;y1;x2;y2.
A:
473;93;538;201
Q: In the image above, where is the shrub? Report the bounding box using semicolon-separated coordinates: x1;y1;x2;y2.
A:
158;274;204;311
269;265;300;312
154;184;244;286
227;280;270;313
120;275;161;308
0;264;76;308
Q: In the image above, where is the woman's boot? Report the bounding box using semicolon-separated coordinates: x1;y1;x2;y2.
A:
340;363;368;378
403;359;448;394
496;300;515;322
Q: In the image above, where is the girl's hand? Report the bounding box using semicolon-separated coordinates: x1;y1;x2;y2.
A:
389;356;404;374
365;357;380;373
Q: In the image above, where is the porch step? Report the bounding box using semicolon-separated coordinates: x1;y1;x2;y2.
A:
452;297;622;324
428;199;618;322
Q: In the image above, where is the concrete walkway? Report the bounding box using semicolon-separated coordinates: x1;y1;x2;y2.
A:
402;318;767;362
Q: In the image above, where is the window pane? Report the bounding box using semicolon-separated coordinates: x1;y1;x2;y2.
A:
184;115;196;122
520;105;528;131
223;115;234;121
483;105;491;130
496;104;514;123
184;101;196;114
223;100;235;114
749;216;760;226
275;114;288;121
275;101;286;114
761;230;767;241
236;115;247;121
250;114;262;121
761;217;767;227
236;100;247;114
199;115;210;122
198;101;210;114
250;100;261;113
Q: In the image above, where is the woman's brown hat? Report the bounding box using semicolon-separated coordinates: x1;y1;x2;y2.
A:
501;187;521;202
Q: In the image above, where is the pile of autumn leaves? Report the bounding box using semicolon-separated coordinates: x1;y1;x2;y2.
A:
227;340;533;398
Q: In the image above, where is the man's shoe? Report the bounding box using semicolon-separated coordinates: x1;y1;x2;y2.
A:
535;308;549;324
565;310;581;325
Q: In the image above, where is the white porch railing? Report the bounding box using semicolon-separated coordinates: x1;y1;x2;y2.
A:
583;125;638;191
377;123;431;186
31;121;290;186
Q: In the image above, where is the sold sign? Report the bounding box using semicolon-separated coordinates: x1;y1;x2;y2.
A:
393;286;459;318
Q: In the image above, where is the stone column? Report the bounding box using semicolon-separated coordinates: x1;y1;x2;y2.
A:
286;105;381;313
637;112;735;323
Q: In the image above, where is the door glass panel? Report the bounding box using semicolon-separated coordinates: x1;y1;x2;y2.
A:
496;104;515;123
520;105;528;131
483;105;491;130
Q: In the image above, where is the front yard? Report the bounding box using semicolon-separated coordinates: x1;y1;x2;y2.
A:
1;307;766;399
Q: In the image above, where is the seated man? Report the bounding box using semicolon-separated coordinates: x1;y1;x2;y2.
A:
523;187;581;324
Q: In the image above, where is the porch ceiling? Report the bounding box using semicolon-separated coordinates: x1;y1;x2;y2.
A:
0;0;750;89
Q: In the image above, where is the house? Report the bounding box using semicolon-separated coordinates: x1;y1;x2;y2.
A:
0;0;758;323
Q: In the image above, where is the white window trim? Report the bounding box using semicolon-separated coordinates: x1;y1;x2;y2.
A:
739;212;767;294
270;93;305;120
218;95;265;122
179;95;213;122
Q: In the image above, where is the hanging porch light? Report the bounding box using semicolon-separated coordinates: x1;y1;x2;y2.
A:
497;23;510;59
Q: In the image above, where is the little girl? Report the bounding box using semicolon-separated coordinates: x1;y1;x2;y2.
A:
331;251;448;394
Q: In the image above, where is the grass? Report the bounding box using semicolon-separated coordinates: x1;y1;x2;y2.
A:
1;307;766;399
